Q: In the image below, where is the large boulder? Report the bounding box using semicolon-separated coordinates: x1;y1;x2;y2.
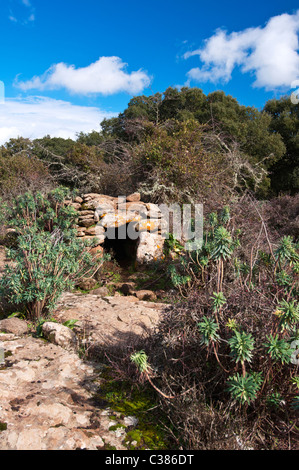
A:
126;192;141;203
41;322;78;351
77;278;97;291
118;282;136;295
134;290;157;301
136;232;164;264
89;286;110;297
0;318;28;336
146;203;163;219
82;195;116;211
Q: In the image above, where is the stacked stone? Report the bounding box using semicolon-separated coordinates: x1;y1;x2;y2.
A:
72;192;166;264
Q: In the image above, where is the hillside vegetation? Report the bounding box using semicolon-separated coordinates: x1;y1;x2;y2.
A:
0;88;298;202
0;87;298;450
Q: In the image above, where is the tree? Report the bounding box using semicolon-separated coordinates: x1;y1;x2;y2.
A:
160;87;206;122
1;137;33;156
124;93;163;124
132;119;224;203
111;88;286;196
264;96;299;194
33;135;75;157
76;130;104;146
203;92;285;173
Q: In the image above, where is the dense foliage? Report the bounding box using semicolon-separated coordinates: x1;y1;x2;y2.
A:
264;97;299;194
0;88;297;200
0;188;101;320
129;201;299;449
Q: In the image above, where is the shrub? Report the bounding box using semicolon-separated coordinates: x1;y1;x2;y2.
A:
264;194;299;241
0;187;103;321
128;201;299;449
0;152;52;200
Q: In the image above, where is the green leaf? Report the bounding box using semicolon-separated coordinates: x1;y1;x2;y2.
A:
227;372;262;404
198;316;220;346
228;331;255;364
63;319;79;330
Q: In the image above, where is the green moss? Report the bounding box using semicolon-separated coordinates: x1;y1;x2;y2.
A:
93;367;169;450
75;282;100;295
134;268;172;293
103;442;117;450
124;429;142;447
124;428;167;450
0;422;7;432
5;350;12;358
108;414;117;421
109;423;126;432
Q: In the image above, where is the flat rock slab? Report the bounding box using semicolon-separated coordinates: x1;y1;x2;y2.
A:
0;333;131;450
53;292;167;353
0;292;168;450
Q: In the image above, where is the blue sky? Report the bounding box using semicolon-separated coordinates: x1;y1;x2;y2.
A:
0;0;298;143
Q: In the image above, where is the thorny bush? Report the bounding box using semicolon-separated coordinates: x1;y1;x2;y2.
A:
129;198;299;449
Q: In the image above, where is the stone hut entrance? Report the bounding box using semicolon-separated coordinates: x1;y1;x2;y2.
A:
74;193;166;265
103;225;139;267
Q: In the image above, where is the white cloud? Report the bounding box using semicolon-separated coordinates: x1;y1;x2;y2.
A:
16;57;151;96
184;10;299;90
0;96;115;145
9;0;35;24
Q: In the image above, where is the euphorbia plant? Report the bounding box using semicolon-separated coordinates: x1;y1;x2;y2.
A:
0;187;103;321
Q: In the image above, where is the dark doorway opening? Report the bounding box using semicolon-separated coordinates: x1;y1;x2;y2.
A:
103;225;139;267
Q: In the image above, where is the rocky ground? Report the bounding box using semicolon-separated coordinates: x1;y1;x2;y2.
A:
0;288;168;450
53;291;166;353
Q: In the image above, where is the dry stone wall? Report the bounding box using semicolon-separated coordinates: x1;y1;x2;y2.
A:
69;193;166;264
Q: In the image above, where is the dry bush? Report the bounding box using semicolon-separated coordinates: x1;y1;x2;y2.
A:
264;194;299;241
0;154;53;200
118;198;299;449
